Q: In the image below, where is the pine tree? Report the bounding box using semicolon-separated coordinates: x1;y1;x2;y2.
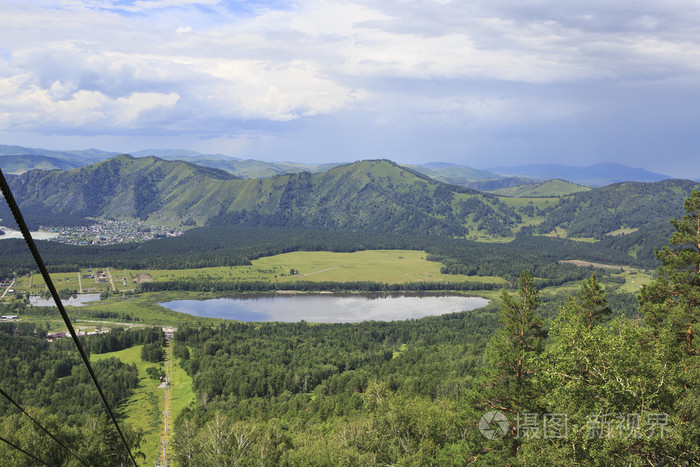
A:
474;271;544;454
576;274;611;331
637;189;700;463
640;188;700;354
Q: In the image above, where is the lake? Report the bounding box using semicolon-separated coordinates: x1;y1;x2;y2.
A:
29;293;101;307
159;294;489;323
0;226;58;240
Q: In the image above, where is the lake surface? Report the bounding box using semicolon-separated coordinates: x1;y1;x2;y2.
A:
0;226;58;240
159;294;489;323
30;293;101;307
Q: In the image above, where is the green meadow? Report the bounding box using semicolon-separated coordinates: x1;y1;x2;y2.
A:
91;343;194;466
8;250;506;296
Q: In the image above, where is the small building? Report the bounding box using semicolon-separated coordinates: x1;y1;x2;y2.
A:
1;315;18;321
46;332;68;340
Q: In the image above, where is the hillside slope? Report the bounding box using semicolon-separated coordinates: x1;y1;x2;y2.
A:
536;179;700;238
7;156;526;237
7;156;698;243
8;155;238;222
488;179;590;197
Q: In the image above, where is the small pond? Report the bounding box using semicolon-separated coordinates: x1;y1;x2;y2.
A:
0;226;58;240
159;294;489;323
29;293;102;307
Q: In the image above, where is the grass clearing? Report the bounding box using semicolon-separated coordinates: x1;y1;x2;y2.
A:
9;250;506;297
171;355;195;424
615;270;655;293
92;345;164;466
558;259;655;293
606;227;639;236
253;250;505;284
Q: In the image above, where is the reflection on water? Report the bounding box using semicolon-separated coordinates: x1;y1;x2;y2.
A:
159;294;489;323
29;294;101;307
0;226;58;240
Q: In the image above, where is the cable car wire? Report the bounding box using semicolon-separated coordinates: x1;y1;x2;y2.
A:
0;169;138;466
0;434;52;466
0;387;89;466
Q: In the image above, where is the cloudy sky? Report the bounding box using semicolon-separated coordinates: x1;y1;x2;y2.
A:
2;0;700;177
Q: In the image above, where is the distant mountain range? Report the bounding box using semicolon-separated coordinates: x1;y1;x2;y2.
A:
4;155;518;237
4;154;699;246
0;144;118;165
0;144;682;187
486;162;674;187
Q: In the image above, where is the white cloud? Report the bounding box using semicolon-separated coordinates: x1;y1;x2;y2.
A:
0;72;179;131
2;0;700;173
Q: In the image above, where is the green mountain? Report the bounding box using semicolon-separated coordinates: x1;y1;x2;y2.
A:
6;155;526;237
535;179;700;239
487;179;590;197
0;154;84;174
8;155;238;222
407;163;503;186
6;155;698;244
468;176;538;192
184;158;341;179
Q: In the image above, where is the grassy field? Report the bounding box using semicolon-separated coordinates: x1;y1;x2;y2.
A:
92;345;163;466
253;250;505;284
6;250;506;297
91;342;194;466
614;269;655;293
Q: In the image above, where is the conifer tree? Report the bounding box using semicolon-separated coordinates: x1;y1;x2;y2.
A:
475;271;544;449
638;189;700;462
576;273;611;330
640;189;700;354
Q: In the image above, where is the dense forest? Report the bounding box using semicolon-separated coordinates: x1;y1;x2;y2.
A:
0;324;168;465
0;225;656;288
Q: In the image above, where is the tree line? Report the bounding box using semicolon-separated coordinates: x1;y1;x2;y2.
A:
0;322;146;465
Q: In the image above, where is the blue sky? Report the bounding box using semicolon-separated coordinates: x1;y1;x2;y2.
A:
2;0;700;177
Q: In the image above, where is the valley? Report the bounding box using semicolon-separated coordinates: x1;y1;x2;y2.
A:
1;153;699;465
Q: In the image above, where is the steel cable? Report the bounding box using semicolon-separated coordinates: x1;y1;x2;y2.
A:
0;168;138;466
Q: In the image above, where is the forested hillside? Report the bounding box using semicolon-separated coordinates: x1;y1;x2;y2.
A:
6;155;699;244
0;324;167;464
5;155;528;237
536;179;700;239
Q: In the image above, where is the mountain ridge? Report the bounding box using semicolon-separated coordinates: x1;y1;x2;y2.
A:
5;155;699;247
0;145;677;186
5;156;524;238
487;162;672;186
